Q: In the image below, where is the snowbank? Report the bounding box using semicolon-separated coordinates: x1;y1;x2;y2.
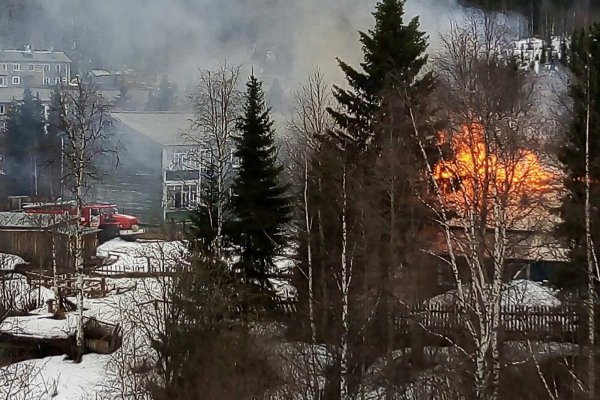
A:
502;280;561;308
425;280;561;308
96;238;187;273
0;354;111;400
0;253;26;270
0;273;55;312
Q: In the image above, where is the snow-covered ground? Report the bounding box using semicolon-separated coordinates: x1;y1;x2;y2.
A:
0;252;26;270
0;273;54;312
96;238;187;273
0;238;301;399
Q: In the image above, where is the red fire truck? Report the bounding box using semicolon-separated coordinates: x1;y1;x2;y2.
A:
22;201;144;241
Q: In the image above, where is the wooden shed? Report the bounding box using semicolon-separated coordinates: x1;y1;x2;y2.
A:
0;212;99;272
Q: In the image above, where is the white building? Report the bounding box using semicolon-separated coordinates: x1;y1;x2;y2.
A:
109;111;238;223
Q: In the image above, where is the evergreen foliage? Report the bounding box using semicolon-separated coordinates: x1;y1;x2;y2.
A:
40;86;65;197
328;0;432;150
147;75;175;111
231;74;291;289
556;24;600;290
188;162;231;256
153;226;279;399
4;88;46;196
294;0;436;395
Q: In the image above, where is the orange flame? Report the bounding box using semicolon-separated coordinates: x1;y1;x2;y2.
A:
433;122;553;203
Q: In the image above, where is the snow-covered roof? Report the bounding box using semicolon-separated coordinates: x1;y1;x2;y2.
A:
88;69;112;77
0;49;71;63
111;111;193;146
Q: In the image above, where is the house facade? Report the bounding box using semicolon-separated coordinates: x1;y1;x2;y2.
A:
0;47;71;120
0;47;71;90
107;112;214;224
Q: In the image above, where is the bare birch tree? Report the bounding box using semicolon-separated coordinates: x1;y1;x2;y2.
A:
184;63;243;258
407;12;557;399
56;79;117;362
287;69;334;345
582;26;598;399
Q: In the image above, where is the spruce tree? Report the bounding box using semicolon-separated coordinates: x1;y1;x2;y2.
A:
155;211;278;399
557;24;600;290
328;0;431;150
188;162;231;256
304;0;435;394
41;86;64;198
5;88;45;196
231;74;291;289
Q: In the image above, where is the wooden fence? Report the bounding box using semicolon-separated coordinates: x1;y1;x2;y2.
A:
395;304;580;342
282;300;583;343
0;229;97;272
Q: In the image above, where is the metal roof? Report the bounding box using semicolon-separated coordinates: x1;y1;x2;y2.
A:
112;111;194;146
0;50;71;63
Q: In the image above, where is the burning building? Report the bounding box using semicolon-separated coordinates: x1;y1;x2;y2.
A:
430;120;567;284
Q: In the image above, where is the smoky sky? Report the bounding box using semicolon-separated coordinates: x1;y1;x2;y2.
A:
23;0;467;91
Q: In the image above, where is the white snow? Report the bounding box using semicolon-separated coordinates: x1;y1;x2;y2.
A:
425;279;561;308
501;279;561;308
0;273;55;312
0;252;26;270
96;238;187;273
1;354;111;400
0;239;299;399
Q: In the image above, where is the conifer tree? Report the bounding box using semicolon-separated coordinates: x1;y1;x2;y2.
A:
188;162;231;256
41;86;65;198
306;0;435;395
557;24;600;291
328;0;432;150
231;74;291;289
5;88;45;196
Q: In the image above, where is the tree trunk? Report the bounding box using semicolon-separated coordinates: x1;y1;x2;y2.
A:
585;40;596;399
304;155;317;345
340;166;351;399
75;129;85;362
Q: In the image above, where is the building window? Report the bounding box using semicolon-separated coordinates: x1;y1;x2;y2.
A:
0;76;7;87
55;64;61;73
35;64;42;70
54;78;60;84
12;76;20;85
61;77;67;84
28;64;34;71
43;64;49;72
169;150;195;170
43;77;50;85
12;64;20;71
1;64;6;71
0;105;5;115
166;184;198;209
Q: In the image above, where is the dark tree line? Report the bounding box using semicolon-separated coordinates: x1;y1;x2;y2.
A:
3;86;63;199
460;0;600;37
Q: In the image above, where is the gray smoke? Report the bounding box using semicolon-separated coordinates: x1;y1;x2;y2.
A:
34;0;466;92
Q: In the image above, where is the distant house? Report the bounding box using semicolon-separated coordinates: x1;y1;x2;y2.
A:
107;112;198;224
0;46;71;121
0;46;71;90
87;69;117;89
